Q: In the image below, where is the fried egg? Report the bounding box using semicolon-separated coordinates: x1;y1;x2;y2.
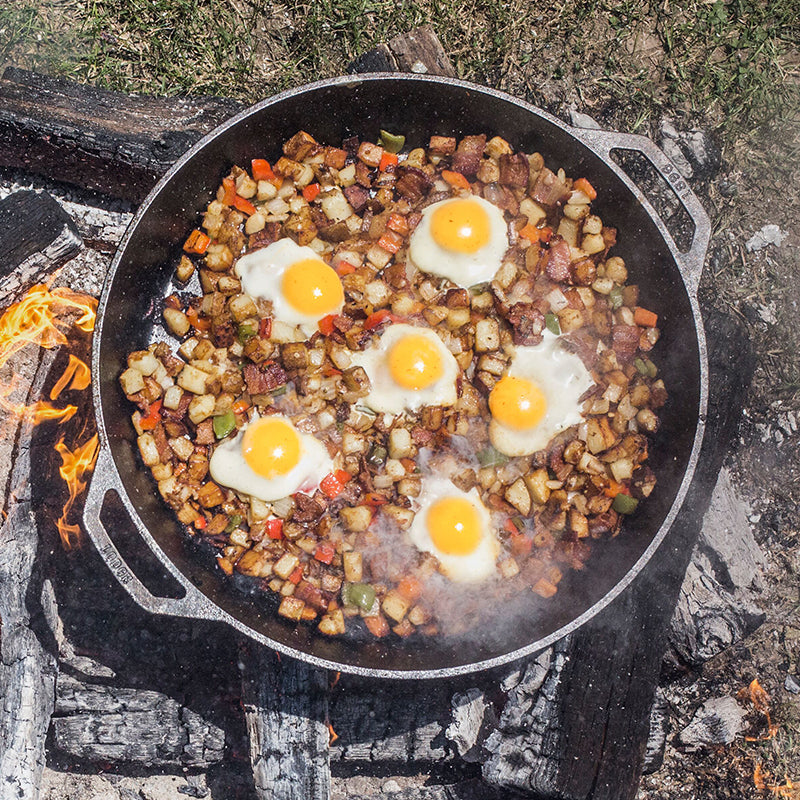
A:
234;238;344;336
209;413;333;502
350;323;459;414
488;331;595;457
408;478;498;583
408;196;509;288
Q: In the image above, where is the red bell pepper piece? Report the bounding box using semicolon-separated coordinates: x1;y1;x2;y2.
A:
288;565;304;584
442;170;471;190
363;308;399;331
251;159;275;182
335;261;357;276
377;229;403;254
139;399;162;431
318;314;337;336
183;229;210;255
319;471;349;499
386;213;409;236
259;317;273;338
302;183;321;202
379;151;398;172
221;177;236;205
233;194;257;216
186;306;211;332
266;518;284;539
314;542;335;565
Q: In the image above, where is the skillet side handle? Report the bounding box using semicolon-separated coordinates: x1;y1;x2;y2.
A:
83;448;219;621
571;128;711;295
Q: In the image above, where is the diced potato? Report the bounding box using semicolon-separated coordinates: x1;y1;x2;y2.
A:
176;255;195;283
397;477;421;497
389;427;414;459
244;211;266;235
391;294;417;317
257;180;278;200
278;596;305;621
137;433;160;467
382;590;410;623
485;136;512;158
235;172;257;198
563;202;589;221
604;256;628;284
583;215;603;235
474;318;500;352
342;550;363;581
340;506;372;534
493;260;516;290
557;307;584;333
163;307;190;337
127;350;159;376
320;188;353;223
188;393;215;424
505;478;532;516
636;408;659;433
498;557;520;579
205;242;234;272
519;197;547;226
478;353;506;376
524;468;551;506
169;436;195;461
446;307;471;329
383;504;414;529
273;552;300;580
342;430;367;455
364;280;391;307
610;457;634;482
582;233;606;255
366;244;392;269
177;364;210;395
120;367;145;395
557;217;580;247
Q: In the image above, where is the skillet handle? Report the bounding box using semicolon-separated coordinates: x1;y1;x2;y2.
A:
83;448;220;621
569;128;711;295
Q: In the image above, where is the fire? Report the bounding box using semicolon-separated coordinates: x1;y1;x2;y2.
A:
327;722;338;745
739;678;778;740
755;764;800;798
1;283;99;547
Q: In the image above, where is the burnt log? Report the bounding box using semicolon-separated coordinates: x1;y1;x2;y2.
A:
0;348;60;800
348;25;456;77
0;190;83;307
51;675;225;768
0;67;242;203
481;307;754;799
240;647;330;800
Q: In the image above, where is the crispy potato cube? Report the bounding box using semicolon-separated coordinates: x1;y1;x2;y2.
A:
343;551;363;582
204;242;234;272
177;364;210;395
524;468;551;506
582;233;606;255
274;552;300;580
169;436;195;461
278;596;306;621
237;550;272;578
557;307;584;333
188;393;215;424
163;308;190;337
197;481;225;508
137;433;161;467
389;427;414;459
340;506;372;535
498;557;520;579
474;318;500;352
176;255;195;283
120;367;145;395
505;478;532;516
127;350;159;376
381;590;410;623
383;505;414;529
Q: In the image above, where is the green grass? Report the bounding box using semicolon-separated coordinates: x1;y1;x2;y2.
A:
1;0;798;142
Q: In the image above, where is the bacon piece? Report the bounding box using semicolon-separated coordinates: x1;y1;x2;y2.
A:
162;391;191;422
396;167;432;201
545;238;572;282
548;443;572;483
451;134;486;178
343;184;370;214
428;135;456;155
588;509;621;537
292;493;324;523
506;302;544;345
499;153;530;188
243;362;287;395
355;162;373;188
212;316;236;348
531;167;569;205
152;422;172;462
248;221;282;251
611;324;640;362
483;182;518;215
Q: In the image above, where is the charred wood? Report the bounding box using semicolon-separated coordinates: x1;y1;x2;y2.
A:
0;349;59;800
51;675;225;768
240;647;330;800
0;190;83;307
0;67;242;203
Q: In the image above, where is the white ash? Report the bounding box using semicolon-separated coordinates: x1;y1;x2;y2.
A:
746;223;789;252
677;696;746;750
446;688;489;761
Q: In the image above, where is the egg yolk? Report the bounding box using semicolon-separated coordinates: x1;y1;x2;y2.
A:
430;198;491;254
426;496;482;555
489;375;547;430
388;334;444;390
242;418;301;478
281;258;344;317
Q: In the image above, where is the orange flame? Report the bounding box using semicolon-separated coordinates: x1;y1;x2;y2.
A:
755;763;800;798
1;283;98;547
740;678;778;740
327;722;338;745
54;433;99;549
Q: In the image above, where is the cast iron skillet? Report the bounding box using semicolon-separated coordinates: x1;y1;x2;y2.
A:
84;74;709;679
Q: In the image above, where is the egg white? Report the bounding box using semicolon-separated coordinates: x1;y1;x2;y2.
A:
407;478;499;583
489;331;596;457
234;238;344;337
208;413;333;502
350;323;459;414
408;196;509;288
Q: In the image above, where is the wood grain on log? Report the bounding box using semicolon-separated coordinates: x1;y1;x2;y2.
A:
0;190;83;307
0;348;59;800
351;25;457;78
240;647;331;800
0;67;243;203
51;675;225;767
